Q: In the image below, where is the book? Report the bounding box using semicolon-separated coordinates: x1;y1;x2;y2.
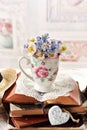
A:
3;77;82;106
2;82;38;104
8;116;84;130
64;105;86;114
45;82;82;105
9;102;86;118
11;115;48;128
9;103;49;117
8;114;84;130
8;126;84;130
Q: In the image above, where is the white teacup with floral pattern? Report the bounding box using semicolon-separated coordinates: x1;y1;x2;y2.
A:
19;34;66;92
19;55;59;92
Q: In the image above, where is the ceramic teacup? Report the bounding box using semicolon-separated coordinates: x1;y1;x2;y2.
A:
19;55;59;92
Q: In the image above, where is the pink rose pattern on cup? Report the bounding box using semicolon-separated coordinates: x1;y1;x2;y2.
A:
31;56;59;83
35;67;49;78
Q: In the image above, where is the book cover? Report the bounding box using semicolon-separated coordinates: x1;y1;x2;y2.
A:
9;114;84;129
9;102;86;118
9;103;48;117
45;83;82;105
11;115;48;128
3;81;38;104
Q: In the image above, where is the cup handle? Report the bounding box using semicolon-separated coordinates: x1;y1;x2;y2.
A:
19;56;34;81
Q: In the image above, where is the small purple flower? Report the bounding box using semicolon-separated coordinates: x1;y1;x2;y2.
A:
51;39;56;44
24;44;28;48
57;41;62;47
42;33;49;42
36;36;41;41
51;44;56;50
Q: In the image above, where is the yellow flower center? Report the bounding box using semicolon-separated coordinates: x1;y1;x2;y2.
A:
30;38;35;42
38;52;43;57
49;53;54;57
61;45;67;52
28;46;34;53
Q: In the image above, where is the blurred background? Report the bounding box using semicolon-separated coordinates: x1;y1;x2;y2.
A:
0;0;87;69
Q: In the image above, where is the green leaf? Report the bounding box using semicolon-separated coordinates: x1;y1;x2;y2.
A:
33;58;38;66
40;78;45;82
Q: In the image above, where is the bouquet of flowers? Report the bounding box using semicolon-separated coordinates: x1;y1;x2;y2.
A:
24;33;66;59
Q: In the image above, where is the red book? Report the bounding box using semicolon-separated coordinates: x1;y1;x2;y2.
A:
11;116;48;128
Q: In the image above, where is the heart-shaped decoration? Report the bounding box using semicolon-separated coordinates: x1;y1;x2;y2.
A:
48;105;70;126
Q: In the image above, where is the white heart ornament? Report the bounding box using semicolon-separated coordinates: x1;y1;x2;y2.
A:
48;105;70;126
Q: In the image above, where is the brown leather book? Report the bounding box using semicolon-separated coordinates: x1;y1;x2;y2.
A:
11;115;48;128
9;103;49;117
3;82;38;104
8;114;84;130
3;76;82;106
45;82;82;106
9;102;86;118
2;72;38;104
64;105;86;114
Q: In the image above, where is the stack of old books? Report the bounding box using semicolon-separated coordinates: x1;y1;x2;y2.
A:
2;73;87;130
